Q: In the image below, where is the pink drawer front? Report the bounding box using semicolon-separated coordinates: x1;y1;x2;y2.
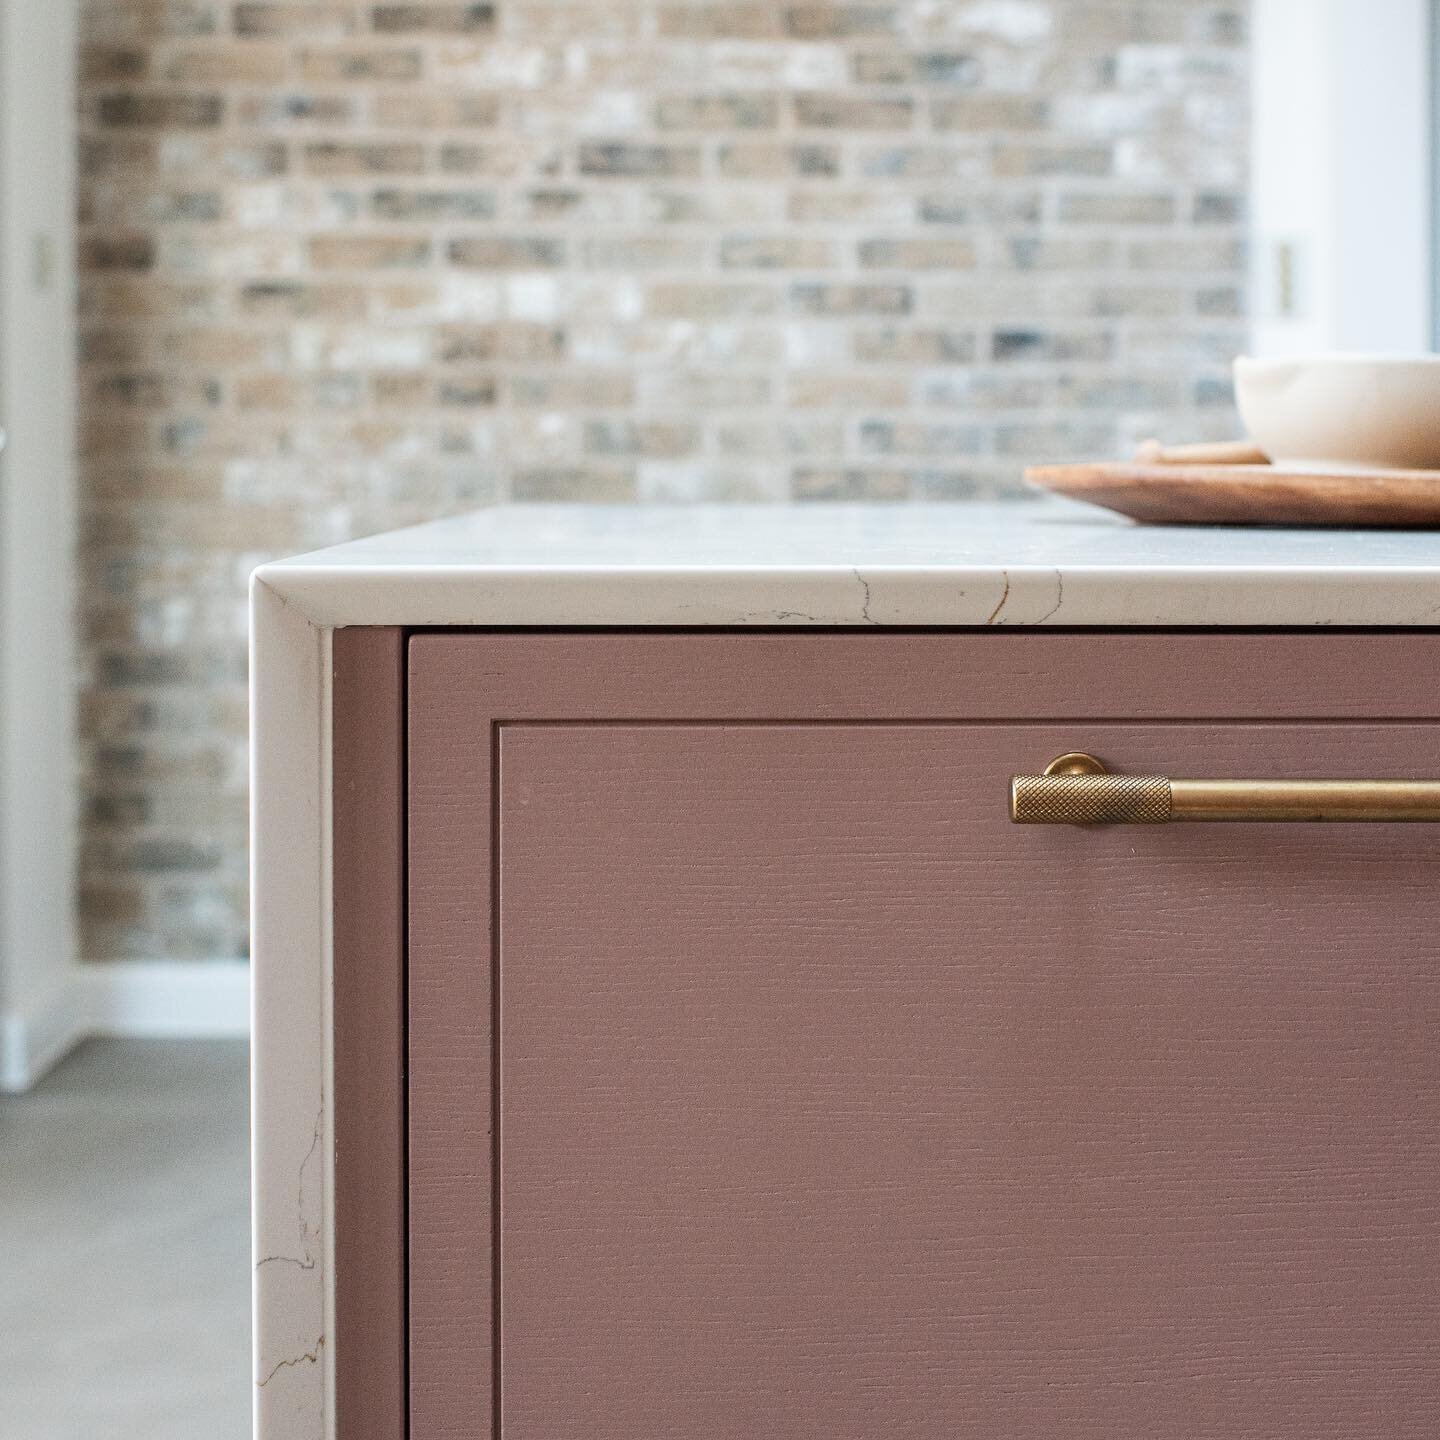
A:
403;633;1440;1440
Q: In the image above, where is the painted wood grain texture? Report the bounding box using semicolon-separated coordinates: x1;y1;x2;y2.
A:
501;722;1440;1437
407;632;1440;1439
331;628;406;1440
411;631;1440;724
408;640;494;1439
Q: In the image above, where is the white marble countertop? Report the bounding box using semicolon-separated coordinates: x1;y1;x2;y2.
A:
254;499;1440;628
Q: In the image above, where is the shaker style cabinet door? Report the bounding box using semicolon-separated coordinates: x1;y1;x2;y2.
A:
407;633;1440;1440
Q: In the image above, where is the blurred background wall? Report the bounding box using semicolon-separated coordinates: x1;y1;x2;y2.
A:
74;0;1250;967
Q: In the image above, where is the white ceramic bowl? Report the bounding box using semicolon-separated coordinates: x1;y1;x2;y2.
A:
1233;353;1440;472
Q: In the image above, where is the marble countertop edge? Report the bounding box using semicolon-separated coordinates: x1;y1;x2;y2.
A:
253;501;1440;629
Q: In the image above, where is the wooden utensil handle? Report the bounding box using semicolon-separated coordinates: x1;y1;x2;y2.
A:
1134;438;1270;466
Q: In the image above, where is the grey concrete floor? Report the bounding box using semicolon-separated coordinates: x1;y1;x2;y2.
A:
0;1038;251;1440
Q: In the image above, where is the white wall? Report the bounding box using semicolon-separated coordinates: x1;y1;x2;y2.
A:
0;0;81;1089
1251;0;1433;355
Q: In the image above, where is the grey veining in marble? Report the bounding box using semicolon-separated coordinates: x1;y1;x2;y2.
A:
258;500;1440;629
0;1039;250;1440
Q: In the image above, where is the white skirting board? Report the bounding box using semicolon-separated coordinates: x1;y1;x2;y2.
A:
0;960;250;1090
0;977;86;1092
82;960;251;1037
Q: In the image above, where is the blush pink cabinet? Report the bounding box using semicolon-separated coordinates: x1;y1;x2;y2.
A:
331;631;1440;1440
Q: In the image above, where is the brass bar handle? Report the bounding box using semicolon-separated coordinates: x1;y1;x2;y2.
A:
1010;753;1440;825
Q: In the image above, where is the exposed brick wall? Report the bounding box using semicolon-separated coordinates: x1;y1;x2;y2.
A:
77;0;1249;961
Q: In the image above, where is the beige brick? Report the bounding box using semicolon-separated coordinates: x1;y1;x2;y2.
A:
435;375;498;406
584;418;701;458
1126;237;1247;271
853;327;976;364
853;52;978;86
81;46;150;82
1004;236;1115;270
297;45;424;81
373;93;501;127
81;135;160;174
788;188;915;224
859;419;983;455
234;373;297;409
717;141;840;179
917;190;1042;225
370;4;495;34
1194;190;1245;225
370;372;430;407
372;187;496;221
1058;191;1176;225
858;237;977;269
303;140;426;175
95;91;224;127
647;282;781;318
215;139;291;178
638;371;772;408
787;5;897;39
711;417;844;457
1197;285;1243;317
436;322;565;362
657;4;782;39
234;4;357;38
790;282;912;316
584;235;709;269
82;275;220;319
991;327;1115;362
438;139;562;178
994;142;1113;177
88;370;220;410
787;371;910;407
448;236;567;268
430;40;564;88
794;93;914;129
200;329;292;366
644;189;782;225
575;320;780;366
522;187;629;223
578;141;702;179
637;462;785;503
856;142;986;179
162;41;289;82
1056;373;1185;410
792;466;908;500
931;96;1049;131
238;279;368;318
995;420;1116;456
1089;285;1186;318
235;93;356;126
920;372;1047;409
308;233;432;267
507;372;636;408
656;93;781;130
509;5;647;40
82;235;157;271
720;235;839;269
83;1;219;42
511;465;637;501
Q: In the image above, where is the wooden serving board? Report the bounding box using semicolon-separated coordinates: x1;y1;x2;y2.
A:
1026;462;1440;527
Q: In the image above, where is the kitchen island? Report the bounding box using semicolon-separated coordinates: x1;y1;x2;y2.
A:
252;500;1440;1440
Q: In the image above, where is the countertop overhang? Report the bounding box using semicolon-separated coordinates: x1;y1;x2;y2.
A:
253;500;1440;628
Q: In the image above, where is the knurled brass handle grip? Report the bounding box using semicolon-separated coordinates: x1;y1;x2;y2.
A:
1011;753;1440;825
1012;766;1171;825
